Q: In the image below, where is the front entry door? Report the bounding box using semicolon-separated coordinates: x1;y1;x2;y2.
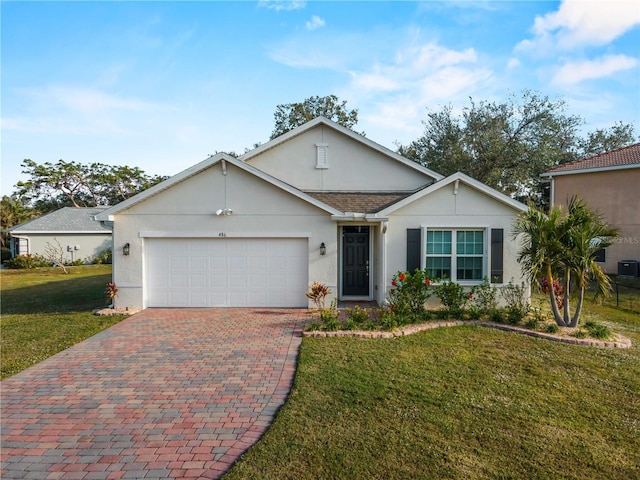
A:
342;226;370;297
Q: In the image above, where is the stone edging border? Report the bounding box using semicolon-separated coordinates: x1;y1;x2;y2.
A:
303;320;632;349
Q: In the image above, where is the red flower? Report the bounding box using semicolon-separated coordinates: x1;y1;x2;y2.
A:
468;294;474;300
399;273;406;281
392;280;397;286
425;279;431;285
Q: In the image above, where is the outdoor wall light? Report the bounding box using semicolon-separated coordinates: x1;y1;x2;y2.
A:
320;242;326;256
123;243;130;256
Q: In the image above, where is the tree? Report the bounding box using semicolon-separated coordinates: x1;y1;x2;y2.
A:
398;90;637;205
0;195;38;249
578;121;637;158
15;159;167;210
270;95;360;139
512;197;617;327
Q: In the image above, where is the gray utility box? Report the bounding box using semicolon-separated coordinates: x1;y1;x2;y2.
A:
618;260;640;277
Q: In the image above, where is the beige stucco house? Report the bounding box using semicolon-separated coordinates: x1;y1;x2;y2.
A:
542;143;640;276
96;117;528;309
7;207;112;264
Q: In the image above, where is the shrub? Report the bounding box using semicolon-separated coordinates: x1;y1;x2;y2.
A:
572;329;588;339
4;254;50;269
1;247;11;263
467;305;483;320
387;270;433;317
471;278;499;314
320;299;340;331
305;321;322;332
92;248;112;265
489;308;505;323
545;324;559;334
379;308;398;331
501;281;530;324
345;305;370;325
433;279;471;318
584;320;611;340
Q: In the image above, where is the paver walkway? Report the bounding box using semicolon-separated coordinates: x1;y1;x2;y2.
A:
1;308;308;479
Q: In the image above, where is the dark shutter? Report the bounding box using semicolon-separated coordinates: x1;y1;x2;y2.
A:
490;229;503;283
407;228;421;273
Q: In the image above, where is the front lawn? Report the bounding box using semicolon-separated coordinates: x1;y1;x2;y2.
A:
1;265;126;379
225;301;640;479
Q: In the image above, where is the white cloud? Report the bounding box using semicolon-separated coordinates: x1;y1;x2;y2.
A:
552;54;639;85
305;15;325;30
517;0;640;52
258;0;305;12
506;57;521;70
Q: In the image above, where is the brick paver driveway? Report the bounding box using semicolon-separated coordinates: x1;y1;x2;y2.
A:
1;308;308;479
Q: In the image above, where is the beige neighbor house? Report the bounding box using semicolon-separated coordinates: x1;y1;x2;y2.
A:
542;143;640;276
96;117;528;310
7;207;112;264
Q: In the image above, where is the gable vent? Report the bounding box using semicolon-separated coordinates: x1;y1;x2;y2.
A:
316;143;329;169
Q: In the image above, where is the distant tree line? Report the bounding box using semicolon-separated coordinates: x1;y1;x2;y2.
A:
3;91;637;240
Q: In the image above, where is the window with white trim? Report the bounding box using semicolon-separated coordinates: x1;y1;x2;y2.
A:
425;229;485;281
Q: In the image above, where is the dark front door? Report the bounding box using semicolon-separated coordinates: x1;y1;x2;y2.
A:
342;226;370;296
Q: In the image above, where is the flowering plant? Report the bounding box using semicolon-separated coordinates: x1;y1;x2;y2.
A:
387;270;433;316
105;282;118;304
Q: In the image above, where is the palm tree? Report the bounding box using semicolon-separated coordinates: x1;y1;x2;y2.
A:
563;198;618;327
512;204;567;325
512;197;617;327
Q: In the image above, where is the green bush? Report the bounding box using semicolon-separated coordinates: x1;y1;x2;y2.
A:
320;300;340;331
345;305;370;325
545;324;559;334
434;279;471;318
379;308;398;331
387;270;433;317
92;248;112;265
584;320;611;340
4;254;50;269
471;278;499;314
1;247;12;263
489;308;505;323
501;281;530;324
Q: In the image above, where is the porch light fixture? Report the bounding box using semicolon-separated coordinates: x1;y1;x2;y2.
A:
122;243;130;256
216;208;233;216
320;242;326;256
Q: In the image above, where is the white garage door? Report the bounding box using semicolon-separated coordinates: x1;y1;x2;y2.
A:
145;238;308;307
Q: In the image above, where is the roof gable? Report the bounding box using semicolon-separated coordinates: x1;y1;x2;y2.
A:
8;207;111;233
95;154;341;220
543;143;640;176
378;172;527;216
241;116;443;187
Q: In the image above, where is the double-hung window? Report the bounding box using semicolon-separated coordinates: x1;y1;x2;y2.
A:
425;229;485;282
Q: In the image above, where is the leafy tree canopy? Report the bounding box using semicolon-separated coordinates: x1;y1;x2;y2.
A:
270;94;360;140
397;90;637;205
15;159;168;212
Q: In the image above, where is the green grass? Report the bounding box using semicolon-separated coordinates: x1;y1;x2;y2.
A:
225;300;640;480
1;265;126;379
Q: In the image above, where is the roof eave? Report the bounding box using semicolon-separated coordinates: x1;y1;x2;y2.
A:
542;163;640;177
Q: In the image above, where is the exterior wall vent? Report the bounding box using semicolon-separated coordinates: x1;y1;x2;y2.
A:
315;143;329;169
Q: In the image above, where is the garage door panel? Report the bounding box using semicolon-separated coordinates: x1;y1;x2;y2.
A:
146;238;308;307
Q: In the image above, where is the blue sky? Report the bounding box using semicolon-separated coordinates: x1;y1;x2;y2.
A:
2;1;639;196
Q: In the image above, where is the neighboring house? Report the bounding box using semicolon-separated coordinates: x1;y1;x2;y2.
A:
6;207;112;263
96;117;528;310
542;143;640;276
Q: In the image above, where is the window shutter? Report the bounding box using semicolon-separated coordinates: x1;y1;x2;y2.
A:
315;144;328;169
490;228;503;283
407;228;421;273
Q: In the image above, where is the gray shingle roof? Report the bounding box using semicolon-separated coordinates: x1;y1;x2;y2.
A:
303;191;417;214
8;207;111;233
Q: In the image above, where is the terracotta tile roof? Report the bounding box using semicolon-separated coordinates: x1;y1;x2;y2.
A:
544;143;640;174
303;191;417;214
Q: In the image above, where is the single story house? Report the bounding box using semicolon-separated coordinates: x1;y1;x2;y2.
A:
542;143;640;276
96;117;528;309
6;207;112;264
